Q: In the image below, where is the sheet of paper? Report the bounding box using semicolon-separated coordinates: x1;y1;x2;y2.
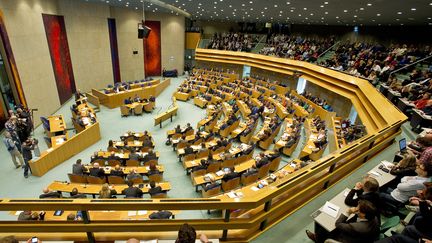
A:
227;192;237;198
322;201;340;218
369;170;381;177
215;170;224;176
381;161;394;169
138;210;147;216
127;211;137;216
251;186;260;191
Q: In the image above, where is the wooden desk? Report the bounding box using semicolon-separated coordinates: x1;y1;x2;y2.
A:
30;122;101;177
48;181;171;195
312;188;350;232
192;159;256;188
47;115;66;137
83;165;165;175
50;134;68;149
11;210;178;221
367;163;396;187
194;96;208;108
96;151;160;160
154;105;178;128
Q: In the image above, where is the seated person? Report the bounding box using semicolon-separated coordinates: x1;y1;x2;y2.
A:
126;169;142;182
184;145;194;156
142;138;153;148
90;151;103;162
107;151;121;161
133;94;141;103
148;180;163;196
175;223;211;243
266;149;281;161
147;162;160;176
379;162;432;213
345;177;380;210
129;150;142;161
306;200;380;243
149;210;173;219
69;187;87;198
110;164;125;177
222;167;240;182
89;163;105;178
243;164;258;177
39;188;61;198
18;211;46;221
191;159;208;172
122;181;143;198
72;159;85;175
390;153;417;179
174;125;182;134
99;183;117;199
143;148;157;162
203;178;221;192
107;140;115;151
183;123;193;133
124;97;132;104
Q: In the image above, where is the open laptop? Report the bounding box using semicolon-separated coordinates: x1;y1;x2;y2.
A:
399;138;407;153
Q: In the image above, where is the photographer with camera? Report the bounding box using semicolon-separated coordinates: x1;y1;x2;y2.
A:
21;138;36;178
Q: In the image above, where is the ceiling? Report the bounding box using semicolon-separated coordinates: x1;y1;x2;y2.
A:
82;0;432;25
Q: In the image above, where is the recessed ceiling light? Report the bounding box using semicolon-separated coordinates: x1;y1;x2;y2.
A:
310;13;314;15
290;9;294;12
411;8;416;11
325;12;328;14
343;10;347;12
377;13;381;16
274;4;278;7
336;16;339;18
320;5;324;7
367;3;372;6
303;7;307;10
354;15;357;17
359;7;364;10
298;14;301;16
324;2;328;4
286;2;290;4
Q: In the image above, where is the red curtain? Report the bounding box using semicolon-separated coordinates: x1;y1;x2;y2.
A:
144;21;161;77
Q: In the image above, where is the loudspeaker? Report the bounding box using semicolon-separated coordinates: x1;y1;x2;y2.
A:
138;24;151;39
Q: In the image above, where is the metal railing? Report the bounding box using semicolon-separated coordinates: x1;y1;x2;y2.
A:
389;54;432;76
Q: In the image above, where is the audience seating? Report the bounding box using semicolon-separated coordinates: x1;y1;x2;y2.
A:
120;105;130;117
126;159;140;166
268;157;282;172
221;177;241;192
108;176;126;184
257;164;271;179
201;185;222;198
87;176;106;184
130;177;144;184
134;104;143;115
148;173;163;183
68;173;87;183
241;172;259;186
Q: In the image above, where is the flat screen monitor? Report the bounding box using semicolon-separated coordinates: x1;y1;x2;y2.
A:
399;138;407;153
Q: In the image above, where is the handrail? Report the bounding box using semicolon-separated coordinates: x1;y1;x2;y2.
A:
389;54;432;76
317;41;340;58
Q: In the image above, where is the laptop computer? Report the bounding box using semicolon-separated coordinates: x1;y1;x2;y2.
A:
399;138;407;153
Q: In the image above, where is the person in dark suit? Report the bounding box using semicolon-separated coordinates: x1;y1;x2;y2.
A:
191;159;208;172
174;125;182;134
184;145;194;156
306;200;380;243
110;165;125;177
126;169;142;182
344;177;381;210
203;178;221;192
222;167;239;182
142;138;153;148
90;151;103;162
107;151;121;161
149;210;173;219
121;181;143;198
69;188;87;198
147;162;160;176
89;163;105;178
72;159;85;175
129;151;142;161
39;188;61;199
266;149;281;161
242;164;258;177
148;180;163;196
143;149;157;162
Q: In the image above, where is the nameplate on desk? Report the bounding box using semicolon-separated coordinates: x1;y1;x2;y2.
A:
322;201;339;218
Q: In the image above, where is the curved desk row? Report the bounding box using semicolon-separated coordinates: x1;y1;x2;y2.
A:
29;122;101;177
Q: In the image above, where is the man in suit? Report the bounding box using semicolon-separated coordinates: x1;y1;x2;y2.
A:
107;151;121;161
72;159;85;175
110;165;125;177
126;169;142;182
143;149;157;162
222;167;240;182
39;188;61;199
142;138;153;148
89;163;105;178
90;151;103;162
122;181;143;198
191;159;208;173
148;180;163;196
184;145;194;156
203;178;221;192
21;138;35;178
129;151;142;161
306;200;380;243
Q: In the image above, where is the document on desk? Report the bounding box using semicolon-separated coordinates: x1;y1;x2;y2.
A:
128;211;137;216
322;201;340;218
369;170;382;177
138;210;147;216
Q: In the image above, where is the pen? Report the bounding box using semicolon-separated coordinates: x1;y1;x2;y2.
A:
328;206;337;211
